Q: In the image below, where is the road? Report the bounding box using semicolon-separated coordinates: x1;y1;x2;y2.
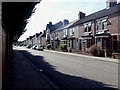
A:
14;47;119;89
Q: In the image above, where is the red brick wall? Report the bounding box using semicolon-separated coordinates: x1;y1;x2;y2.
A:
79;25;84;37
108;12;119;34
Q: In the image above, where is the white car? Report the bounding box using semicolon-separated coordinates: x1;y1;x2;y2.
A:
36;45;43;51
32;45;37;49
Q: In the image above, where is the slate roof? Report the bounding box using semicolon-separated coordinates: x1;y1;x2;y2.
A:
71;3;120;27
52;20;78;33
46;21;63;32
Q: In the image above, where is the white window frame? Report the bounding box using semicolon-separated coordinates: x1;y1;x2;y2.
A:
102;20;107;30
70;28;73;35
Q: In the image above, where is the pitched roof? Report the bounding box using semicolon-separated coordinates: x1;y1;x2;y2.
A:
72;3;120;27
46;21;63;32
52;20;78;33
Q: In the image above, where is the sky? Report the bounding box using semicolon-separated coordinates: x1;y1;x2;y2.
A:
18;0;119;41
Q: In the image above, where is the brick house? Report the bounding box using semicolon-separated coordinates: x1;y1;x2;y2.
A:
64;20;79;50
72;1;120;52
50;19;69;49
45;21;63;47
50;19;79;50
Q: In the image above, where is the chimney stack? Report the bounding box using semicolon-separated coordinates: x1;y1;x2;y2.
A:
106;0;117;9
63;19;69;26
78;12;86;20
49;22;52;26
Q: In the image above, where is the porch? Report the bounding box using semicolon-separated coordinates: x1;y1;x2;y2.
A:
80;35;94;51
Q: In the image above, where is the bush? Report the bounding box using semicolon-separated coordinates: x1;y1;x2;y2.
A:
47;44;51;50
60;44;67;51
88;44;101;56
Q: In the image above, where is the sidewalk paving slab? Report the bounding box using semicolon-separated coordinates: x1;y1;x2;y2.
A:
44;50;119;64
4;50;58;89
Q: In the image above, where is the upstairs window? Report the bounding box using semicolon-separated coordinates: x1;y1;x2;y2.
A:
96;17;108;32
84;25;87;32
72;28;75;35
70;28;74;35
102;20;107;30
84;22;91;32
63;29;67;37
88;24;91;32
69;28;72;35
96;21;101;31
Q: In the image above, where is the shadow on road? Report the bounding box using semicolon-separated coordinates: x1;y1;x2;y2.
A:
17;50;118;89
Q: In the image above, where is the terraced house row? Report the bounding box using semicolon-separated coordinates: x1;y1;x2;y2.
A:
22;0;120;56
46;1;120;53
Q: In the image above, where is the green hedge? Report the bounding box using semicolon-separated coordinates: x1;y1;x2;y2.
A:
60;44;67;51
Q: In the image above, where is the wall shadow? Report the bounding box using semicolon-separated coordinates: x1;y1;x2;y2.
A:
14;49;118;89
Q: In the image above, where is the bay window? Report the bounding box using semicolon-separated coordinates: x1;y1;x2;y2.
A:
84;24;87;32
97;21;101;31
70;28;74;35
84;22;92;33
88;24;91;32
102;20;107;30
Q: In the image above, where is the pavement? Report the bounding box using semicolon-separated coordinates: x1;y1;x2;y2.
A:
44;49;119;64
3;49;58;89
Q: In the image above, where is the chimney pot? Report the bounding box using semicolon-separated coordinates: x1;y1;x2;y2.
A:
49;22;52;25
106;0;117;9
78;12;86;20
63;19;69;26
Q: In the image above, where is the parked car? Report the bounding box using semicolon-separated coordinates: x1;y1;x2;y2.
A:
36;45;43;51
32;45;37;49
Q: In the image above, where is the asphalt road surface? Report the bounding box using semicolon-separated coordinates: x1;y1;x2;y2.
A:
14;47;119;89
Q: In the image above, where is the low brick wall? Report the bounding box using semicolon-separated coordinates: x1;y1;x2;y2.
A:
112;53;120;59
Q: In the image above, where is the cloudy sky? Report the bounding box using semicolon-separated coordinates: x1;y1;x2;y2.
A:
18;0;119;41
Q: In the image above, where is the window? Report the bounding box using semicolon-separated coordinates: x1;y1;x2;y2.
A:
70;28;72;35
84;25;87;32
84;22;91;32
63;30;65;37
96;17;108;32
88;25;91;32
96;21;101;31
65;29;68;36
72;28;75;35
102;21;107;30
70;28;74;35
